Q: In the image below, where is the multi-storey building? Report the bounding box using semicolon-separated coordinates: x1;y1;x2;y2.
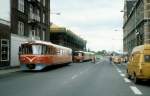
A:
123;0;150;54
0;0;50;68
11;0;50;41
10;0;50;67
50;23;87;51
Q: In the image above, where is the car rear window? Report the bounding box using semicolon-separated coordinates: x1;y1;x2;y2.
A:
144;55;150;62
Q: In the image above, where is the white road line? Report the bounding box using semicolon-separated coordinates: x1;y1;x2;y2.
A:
116;68;120;71
96;61;102;64
118;70;122;73
130;86;143;95
113;65;122;73
120;73;125;77
71;75;78;79
124;78;131;83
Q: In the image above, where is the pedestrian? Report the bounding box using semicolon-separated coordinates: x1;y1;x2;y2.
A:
91;56;96;64
109;56;112;64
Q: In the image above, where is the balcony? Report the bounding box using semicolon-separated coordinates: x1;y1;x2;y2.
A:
28;0;41;7
28;13;40;25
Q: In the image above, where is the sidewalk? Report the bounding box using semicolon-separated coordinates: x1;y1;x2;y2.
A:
0;67;20;75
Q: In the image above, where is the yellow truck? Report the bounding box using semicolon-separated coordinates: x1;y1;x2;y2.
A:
127;44;150;83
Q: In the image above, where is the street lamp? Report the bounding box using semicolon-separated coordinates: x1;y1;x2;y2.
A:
113;29;123;52
50;12;61;15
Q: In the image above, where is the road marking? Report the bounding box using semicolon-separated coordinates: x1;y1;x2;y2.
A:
116;69;122;73
113;65;123;73
71;75;78;79
124;78;131;83
96;61;103;64
130;86;143;95
120;73;125;77
118;71;122;73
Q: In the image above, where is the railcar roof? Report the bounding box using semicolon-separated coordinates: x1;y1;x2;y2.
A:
22;40;72;51
74;51;94;54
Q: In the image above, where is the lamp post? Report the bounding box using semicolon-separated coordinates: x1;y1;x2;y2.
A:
50;12;61;15
113;29;123;52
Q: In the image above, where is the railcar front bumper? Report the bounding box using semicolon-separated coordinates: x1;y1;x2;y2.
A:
21;64;47;71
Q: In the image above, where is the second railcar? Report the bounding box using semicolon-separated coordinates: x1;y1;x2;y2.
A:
73;51;95;63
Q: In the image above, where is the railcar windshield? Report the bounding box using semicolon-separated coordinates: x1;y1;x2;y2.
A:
32;45;42;55
144;55;150;63
20;44;49;55
73;52;83;56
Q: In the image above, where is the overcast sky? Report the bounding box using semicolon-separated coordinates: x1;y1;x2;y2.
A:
0;0;124;52
51;0;124;52
0;0;10;21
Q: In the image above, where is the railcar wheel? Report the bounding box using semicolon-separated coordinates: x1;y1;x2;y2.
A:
26;64;35;69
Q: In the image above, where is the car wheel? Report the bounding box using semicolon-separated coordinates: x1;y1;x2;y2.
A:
126;70;131;79
133;74;140;84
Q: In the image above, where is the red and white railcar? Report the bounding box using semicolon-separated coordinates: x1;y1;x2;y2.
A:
73;51;95;63
19;40;72;70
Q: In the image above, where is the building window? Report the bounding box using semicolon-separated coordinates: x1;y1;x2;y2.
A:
29;27;41;40
29;4;33;19
37;0;41;2
42;30;45;40
43;13;45;23
18;21;24;36
18;0;24;12
43;0;45;6
0;39;9;61
37;9;40;22
36;28;40;40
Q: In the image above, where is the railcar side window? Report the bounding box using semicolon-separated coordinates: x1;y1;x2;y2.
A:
57;49;60;55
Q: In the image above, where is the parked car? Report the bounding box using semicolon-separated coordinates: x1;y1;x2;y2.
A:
126;44;150;83
112;56;121;64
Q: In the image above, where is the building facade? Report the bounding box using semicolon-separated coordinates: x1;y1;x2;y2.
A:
0;19;10;67
11;0;50;41
50;24;87;51
123;0;150;53
10;0;50;67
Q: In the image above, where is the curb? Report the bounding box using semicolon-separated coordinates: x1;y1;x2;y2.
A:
0;66;20;70
0;67;20;75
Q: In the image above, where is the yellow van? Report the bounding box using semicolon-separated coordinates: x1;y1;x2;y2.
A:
112;56;121;64
127;44;150;83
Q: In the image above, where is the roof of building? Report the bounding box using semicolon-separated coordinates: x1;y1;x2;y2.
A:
0;18;10;26
50;23;86;42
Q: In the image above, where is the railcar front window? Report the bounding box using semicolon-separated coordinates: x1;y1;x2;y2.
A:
144;55;150;62
73;52;78;56
21;44;43;55
32;45;42;55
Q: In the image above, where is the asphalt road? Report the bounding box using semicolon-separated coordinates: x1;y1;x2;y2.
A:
0;58;150;96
